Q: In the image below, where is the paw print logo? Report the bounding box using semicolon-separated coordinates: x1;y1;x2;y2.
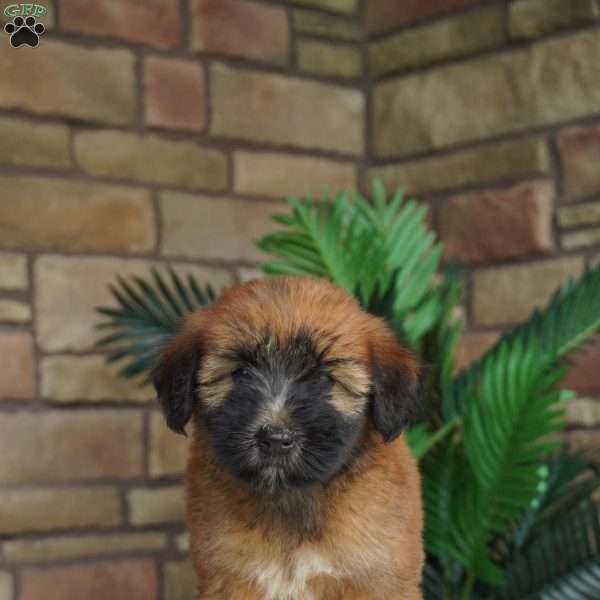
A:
4;15;45;47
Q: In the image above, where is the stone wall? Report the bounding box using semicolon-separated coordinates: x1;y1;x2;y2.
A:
366;0;600;444
1;1;600;599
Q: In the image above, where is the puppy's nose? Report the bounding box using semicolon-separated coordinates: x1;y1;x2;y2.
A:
256;425;295;454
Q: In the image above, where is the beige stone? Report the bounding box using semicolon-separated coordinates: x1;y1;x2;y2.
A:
566;398;600;426
369;7;504;77
161;193;279;262
292;9;361;40
0;572;12;600
366;0;478;35
20;560;157;600
0;117;69;168
473;258;584;326
175;532;190;553
0;253;27;290
371;137;550;195
0;300;31;323
41;355;153;403
3;532;167;563
566;429;600;454
0;176;154;253
0;332;34;400
455;331;500;371
234;151;357;199
211;63;364;155
0;40;135;124
35;255;233;352
297;40;362;78
559;124;600;202
127;487;185;526
236;268;264;283
373;31;600;157
150;412;189;477
558;202;600;227
0;487;121;534
561;228;600;250
0;410;143;484
164;560;197;600
510;0;600;39
75;130;228;191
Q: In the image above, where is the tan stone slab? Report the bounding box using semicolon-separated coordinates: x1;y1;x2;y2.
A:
41;355;153;403
127;487;185;526
369;7;504;77
234;151;357;199
0;40;136;124
0;332;34;400
0;176;155;253
0;253;27;290
35;255;233;352
211;63;364;155
373;31;600;157
0;410;143;484
0;487;122;535
160;192;280;262
75;130;228;191
0;117;69;168
371;137;550;195
473;258;584;326
298;39;362;78
0;300;31;323
4;532;167;563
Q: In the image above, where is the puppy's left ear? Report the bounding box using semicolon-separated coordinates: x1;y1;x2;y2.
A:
367;322;422;443
152;315;205;435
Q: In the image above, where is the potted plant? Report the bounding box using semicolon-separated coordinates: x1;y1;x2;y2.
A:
98;181;600;599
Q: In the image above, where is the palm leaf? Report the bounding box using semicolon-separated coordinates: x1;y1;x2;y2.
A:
257;179;444;347
450;267;600;418
495;502;600;600
448;338;574;584
96;268;217;381
423;561;449;600
506;450;600;556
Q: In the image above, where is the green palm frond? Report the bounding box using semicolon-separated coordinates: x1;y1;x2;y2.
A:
494;502;600;600
96;268;217;381
423;561;449;600
450;267;600;418
418;264;465;425
506;450;600;555
256;180;444;346
422;439;464;562
449;336;574;584
406;419;459;461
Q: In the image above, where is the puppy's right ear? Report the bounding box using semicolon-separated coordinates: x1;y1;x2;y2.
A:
152;318;204;435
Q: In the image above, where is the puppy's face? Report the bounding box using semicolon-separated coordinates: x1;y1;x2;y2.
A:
198;328;370;491
153;276;420;492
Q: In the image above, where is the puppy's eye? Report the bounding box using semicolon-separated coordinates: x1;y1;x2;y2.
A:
232;366;252;382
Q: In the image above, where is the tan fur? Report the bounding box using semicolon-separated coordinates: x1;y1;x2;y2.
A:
165;277;424;599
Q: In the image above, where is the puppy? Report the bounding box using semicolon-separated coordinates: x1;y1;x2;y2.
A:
154;276;424;599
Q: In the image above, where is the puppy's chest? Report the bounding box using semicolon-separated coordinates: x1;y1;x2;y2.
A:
251;549;338;600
